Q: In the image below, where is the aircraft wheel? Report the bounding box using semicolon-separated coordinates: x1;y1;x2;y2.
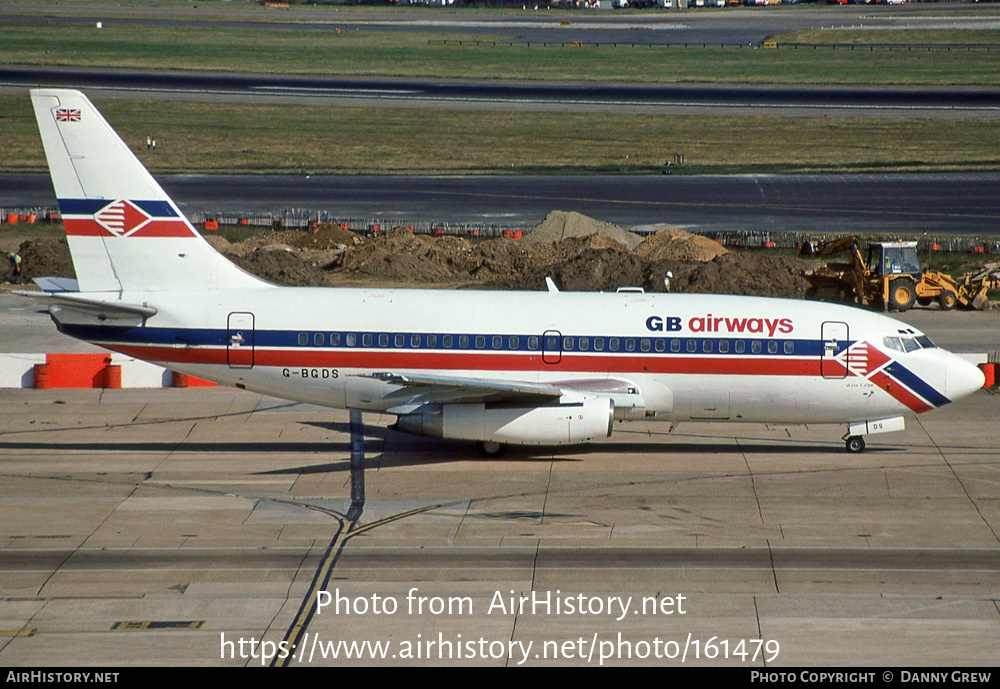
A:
476;441;506;458
845;435;866;454
938;291;957;311
888;278;916;312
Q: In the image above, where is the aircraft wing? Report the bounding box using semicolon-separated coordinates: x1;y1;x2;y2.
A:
364;371;563;411
362;371;641;414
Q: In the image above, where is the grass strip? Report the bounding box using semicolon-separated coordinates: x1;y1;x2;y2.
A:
2;95;999;175
5;21;1000;85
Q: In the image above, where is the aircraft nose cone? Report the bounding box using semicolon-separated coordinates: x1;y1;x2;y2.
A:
946;355;986;401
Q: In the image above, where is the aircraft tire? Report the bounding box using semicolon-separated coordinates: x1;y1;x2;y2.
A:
845;435;866;454
476;441;507;458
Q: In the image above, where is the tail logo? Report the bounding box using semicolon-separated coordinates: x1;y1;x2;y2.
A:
94;200;152;237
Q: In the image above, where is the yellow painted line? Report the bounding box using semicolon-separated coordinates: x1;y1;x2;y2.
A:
0;629;35;637
112;621;204;630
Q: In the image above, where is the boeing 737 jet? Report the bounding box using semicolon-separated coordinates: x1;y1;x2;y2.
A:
21;89;986;455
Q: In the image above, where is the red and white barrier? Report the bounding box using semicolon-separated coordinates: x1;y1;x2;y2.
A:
0;353;216;389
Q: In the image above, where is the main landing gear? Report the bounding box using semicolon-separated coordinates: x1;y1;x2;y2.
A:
476;441;507;457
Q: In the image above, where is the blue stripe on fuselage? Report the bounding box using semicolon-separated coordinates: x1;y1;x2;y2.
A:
883;361;951;408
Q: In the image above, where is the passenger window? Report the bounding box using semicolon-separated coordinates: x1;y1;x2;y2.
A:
411;334;420;348
686;339;696;353
362;333;372;347
670;339;680;353
751;341;762;354
784;341;794;355
767;341;778;354
475;335;486;349
442;335;453;348
703;340;712;353
564;337;574;351
641;339;651;352
655;339;665;353
379;334;389;347
594;337;605;352
314;333;324;347
493;336;502;349
395;334;405;347
330;333;340;347
459;335;469;348
735;340;745;354
298;332;308;346
609;338;620;352
346;333;356;347
625;339;635;352
578;337;588;351
719;340;729;354
427;334;438;348
510;336;520;349
528;336;539;350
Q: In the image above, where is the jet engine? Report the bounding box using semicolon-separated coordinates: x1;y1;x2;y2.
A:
393;397;615;446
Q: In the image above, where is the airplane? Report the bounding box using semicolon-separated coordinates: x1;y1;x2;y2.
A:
21;89;986;455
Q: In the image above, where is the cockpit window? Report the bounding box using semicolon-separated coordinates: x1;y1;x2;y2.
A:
915;335;935;349
883;336;904;352
902;337;921;353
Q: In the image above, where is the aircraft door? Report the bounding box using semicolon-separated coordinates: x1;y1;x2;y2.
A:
821;321;848;379
227;312;255;369
542;330;562;365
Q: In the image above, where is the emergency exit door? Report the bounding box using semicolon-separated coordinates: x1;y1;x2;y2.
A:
821;321;848;379
227;312;255;369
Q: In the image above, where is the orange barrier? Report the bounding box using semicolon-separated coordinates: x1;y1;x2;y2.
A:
104;365;122;389
34;353;112;388
6;214;18;224
33;363;51;389
204;220;219;231
172;372;218;388
980;363;995;389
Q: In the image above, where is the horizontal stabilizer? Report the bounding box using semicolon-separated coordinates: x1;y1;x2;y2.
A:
14;290;158;319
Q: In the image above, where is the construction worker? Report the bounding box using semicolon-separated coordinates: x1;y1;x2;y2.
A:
663;271;673;292
5;251;22;283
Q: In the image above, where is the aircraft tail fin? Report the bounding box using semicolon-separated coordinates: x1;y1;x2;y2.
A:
30;89;267;294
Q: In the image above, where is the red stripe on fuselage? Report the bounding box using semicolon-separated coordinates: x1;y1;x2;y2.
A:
103;343;822;376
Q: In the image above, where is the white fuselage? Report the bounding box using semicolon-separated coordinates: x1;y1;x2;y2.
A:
52;285;981;428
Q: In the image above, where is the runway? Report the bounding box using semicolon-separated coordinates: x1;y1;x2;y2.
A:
4;67;998;117
1;305;998;666
5;172;1000;236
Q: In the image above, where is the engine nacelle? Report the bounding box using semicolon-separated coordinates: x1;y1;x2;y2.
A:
394;397;615;446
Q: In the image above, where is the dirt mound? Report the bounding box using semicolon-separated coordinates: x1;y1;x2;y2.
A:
636;229;728;263
527;210;643;250
677;253;813;299
7;217;813;301
229;246;325;286
336;227;471;282
17;237;75;281
203;234;234;254
286;223;359;250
